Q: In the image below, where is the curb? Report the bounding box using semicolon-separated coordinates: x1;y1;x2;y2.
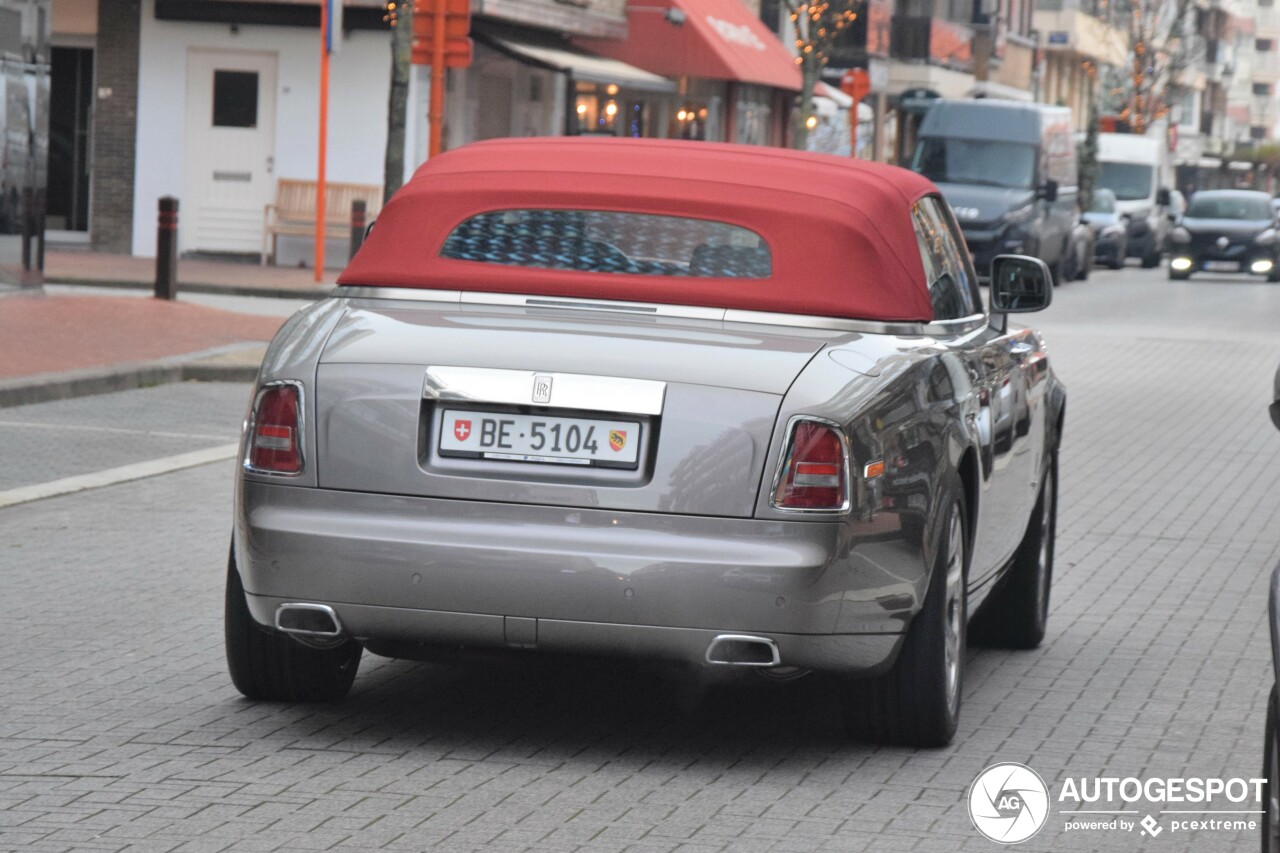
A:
0;346;263;409
46;276;333;301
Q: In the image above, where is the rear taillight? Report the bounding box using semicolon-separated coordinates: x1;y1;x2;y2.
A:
248;383;303;474
772;419;848;511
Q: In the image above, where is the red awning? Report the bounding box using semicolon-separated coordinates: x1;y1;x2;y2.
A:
576;0;802;91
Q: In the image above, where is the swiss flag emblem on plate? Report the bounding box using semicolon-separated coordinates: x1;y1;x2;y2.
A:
453;419;472;441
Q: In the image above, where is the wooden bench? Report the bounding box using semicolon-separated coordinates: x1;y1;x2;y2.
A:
262;179;384;265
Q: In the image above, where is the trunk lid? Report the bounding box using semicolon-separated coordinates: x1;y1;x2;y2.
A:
313;300;836;518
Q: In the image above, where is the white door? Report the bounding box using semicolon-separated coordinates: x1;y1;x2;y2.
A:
182;50;276;254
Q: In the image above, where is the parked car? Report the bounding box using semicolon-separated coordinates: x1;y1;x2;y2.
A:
909;99;1077;284
1082;187;1128;270
225;138;1066;748
1167;190;1280;281
1063;213;1095;281
1264;362;1280;851
1096;132;1174;268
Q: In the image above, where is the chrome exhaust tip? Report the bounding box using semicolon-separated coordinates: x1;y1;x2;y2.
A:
705;634;781;667
275;603;343;638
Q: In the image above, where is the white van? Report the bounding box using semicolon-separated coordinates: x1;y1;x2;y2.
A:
1096;133;1173;268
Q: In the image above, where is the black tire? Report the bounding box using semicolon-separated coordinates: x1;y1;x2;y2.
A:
1169;267;1191;281
225;544;361;702
1268;266;1280;283
1077;242;1091;280
1141;239;1160;268
1062;242;1080;283
1107;252;1124;271
844;490;968;747
972;454;1057;649
1049;252;1065;287
1264;687;1280;853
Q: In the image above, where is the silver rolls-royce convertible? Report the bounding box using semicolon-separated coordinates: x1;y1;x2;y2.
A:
227;138;1066;747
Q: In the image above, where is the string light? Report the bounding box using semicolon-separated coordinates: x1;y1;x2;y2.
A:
383;0;413;27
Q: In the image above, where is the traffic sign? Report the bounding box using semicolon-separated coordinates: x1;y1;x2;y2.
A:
841;68;871;102
411;0;473;68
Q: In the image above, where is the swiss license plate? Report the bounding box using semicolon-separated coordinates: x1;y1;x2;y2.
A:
1204;260;1238;272
439;409;641;468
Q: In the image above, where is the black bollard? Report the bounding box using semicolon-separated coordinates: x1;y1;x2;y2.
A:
349;199;367;260
155;196;179;300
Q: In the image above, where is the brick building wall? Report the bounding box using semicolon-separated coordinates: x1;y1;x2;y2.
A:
90;0;140;254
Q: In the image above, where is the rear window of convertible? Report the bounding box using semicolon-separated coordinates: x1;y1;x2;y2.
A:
440;209;772;279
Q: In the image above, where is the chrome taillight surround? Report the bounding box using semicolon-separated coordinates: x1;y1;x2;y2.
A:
768;415;853;514
243;380;306;477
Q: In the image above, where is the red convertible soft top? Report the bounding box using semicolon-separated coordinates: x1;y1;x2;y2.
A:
338;138;938;323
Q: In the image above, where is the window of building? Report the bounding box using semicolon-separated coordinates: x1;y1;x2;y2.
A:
1252;125;1269;140
212;70;258;128
1255;82;1272;96
1258;38;1274;52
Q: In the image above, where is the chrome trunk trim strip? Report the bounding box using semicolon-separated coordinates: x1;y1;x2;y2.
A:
424;365;667;416
333;287;938;336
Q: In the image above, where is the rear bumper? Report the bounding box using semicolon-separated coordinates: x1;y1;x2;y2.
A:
245;597;903;675
235;482;920;675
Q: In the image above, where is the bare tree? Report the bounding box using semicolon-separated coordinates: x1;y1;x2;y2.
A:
383;1;414;204
782;1;862;149
1097;0;1200;134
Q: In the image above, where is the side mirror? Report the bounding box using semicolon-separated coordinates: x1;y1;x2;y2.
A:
1036;179;1059;203
990;255;1053;314
1156;187;1172;207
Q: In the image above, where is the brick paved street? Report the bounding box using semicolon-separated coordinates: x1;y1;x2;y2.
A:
0;295;283;380
2;265;1279;852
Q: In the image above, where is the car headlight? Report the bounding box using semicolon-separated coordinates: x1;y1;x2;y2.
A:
1169;227;1191;244
1257;228;1278;246
1002;205;1035;226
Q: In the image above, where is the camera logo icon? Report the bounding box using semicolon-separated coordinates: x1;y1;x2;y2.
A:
968;762;1051;844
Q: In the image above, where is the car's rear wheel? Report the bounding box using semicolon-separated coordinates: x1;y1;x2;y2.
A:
1268;265;1280;283
972;455;1056;649
225;544;361;702
843;491;968;748
1264;687;1280;853
1169;266;1192;281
